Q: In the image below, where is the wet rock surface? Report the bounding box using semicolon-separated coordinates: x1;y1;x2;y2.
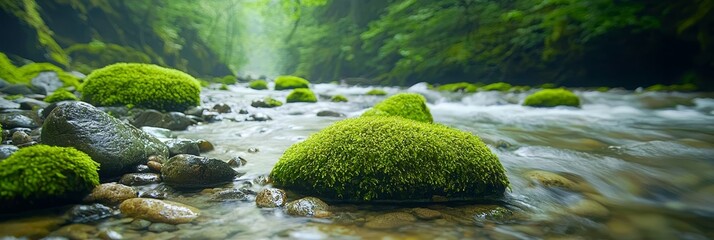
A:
255;188;287;208
161;154;238;188
364;212;417;229
164;138;200;156
132;110;196;131
66;204;116;223
119;173;162;186
0;111;39;129
119;198;200;224
286;197;330;217
83;183;138;205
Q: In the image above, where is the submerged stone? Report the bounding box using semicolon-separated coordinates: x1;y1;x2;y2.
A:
162;154;238;188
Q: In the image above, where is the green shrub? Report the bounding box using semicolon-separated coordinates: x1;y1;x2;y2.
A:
81;63;201;112
365;89;387;96
275;75;310;90
249;80;268;90
286;88;317;103
645;83;697;92
481;82;512;91
44;88;79;103
0;52;22;83
0;145;99;200
331;95;348;102
362;93;432;123
17;62;81;88
65;41;152;74
271;116;509;202
437;82;481;93
523;88;580;107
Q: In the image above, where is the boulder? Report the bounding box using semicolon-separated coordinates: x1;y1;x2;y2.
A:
132;110;196;131
41;102;169;177
162;154;238;188
0;111;40;129
119;198;200;224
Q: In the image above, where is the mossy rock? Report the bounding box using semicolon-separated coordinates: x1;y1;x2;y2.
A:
362;93;432;123
219;84;229;90
274;76;310;90
523;88;580;108
365;89;387;96
14;63;81;88
481;82;512;91
331;95;348;102
539;83;559;89
65;41;152;74
249;80;268;90
81;63;201;112
0;145;99;211
252;97;283;108
286;88;317;103
645;83;697;92
0;52;22;83
44;88;79;103
270;116;509;202
437;82;481;93
218;75;236;85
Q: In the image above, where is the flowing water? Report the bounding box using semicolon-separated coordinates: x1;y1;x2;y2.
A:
3;83;714;239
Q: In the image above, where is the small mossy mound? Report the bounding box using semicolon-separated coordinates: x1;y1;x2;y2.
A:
264;97;283;107
362;93;433;123
44;88;79;103
481;82;512;91
81;63;201;112
271;116;509;202
331;95;348;102
365;89;387;96
65;41;152;74
539;83;559;89
212;75;236;85
274;75;310;90
219;84;229;90
645;83;697;92
286;88;318;103
523;88;580;107
437;82;481;93
16;63;81;88
0;145;99;203
0;52;22;83
249;80;268;90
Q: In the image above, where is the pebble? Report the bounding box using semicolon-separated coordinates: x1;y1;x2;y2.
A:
286;197;331;217
255;188;287;208
11;131;33;145
196;139;214;152
147;160;162;172
66;203;115;223
83;183;138;205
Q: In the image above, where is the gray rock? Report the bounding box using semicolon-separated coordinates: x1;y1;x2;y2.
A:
184;106;205;117
0;145;19;160
246;113;271;121
135;164;151;173
31;71;63;93
285;197;330;217
119;173;162;186
212;103;231;113
41;102;169;178
66;203;115;223
11;131;32;145
17;98;49;110
83;183;138;206
0;111;40;128
316;110;345;117
162;154;238;188
141;126;175;139
255;188;287;208
139;189;168;199
1;84;34;95
164;138;200;157
132;110;196;131
238;109;249;114
0;98;20;110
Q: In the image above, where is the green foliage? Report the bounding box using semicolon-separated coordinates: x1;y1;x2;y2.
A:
523;88;580;107
481;82;512;92
539;83;559;89
81;63;201;111
0;52;22;83
645;83;697;92
219;75;237;85
270;116;509;202
44;88;79;103
219;83;229;90
249;79;269;90
331;94;348;102
365;89;387;96
286;88;317;103
362;93;432;123
275;75;310;90
65;41;152;74
17;62;81;88
437;82;481;93
0;145;99;200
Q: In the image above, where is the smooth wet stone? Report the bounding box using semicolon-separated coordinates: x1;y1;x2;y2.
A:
0;98;20;110
212;103;232;113
411;208;442;220
228;156;247;167
17;98;49;110
162;154;238;188
316;110;345;117
31;71;63;93
364;212;417;229
119;198;200;224
147;160;162;172
0;144;19;160
42;102;169;177
211;188;251;202
524;170;578;190
0;216;64;238
255;188;287;208
238;109;249;114
141;126;175;139
286;197;330;217
132;110;196;131
250;99;280;108
0;111;39;128
66;203;115;223
119;173;162;186
83;183;138;205
246;113;271;121
1;84;34;95
164;138;200;156
11;131;32;145
49;223;99;240
139;189;168;200
568;199;610;219
184;106;206;117
148;223;179;233
196;139;214;152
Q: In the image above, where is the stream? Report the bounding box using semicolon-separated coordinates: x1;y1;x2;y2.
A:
3;83;714;239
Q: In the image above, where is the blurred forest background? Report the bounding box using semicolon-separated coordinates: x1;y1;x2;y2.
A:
1;0;712;89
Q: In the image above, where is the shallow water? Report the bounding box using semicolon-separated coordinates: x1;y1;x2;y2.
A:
3;83;714;239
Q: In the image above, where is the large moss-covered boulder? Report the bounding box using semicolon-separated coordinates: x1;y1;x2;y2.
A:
270;116;509;202
362;93;433;123
41;101;169;178
81;63;201;112
523;88;580;107
0;145;99;212
286;88;317;103
274;75;310;90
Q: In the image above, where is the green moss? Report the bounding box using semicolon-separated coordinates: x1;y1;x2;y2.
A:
596;87;610;92
481;82;512;91
362;93;432;123
0;145;99;200
17;62;81;88
0;52;22;83
80;63;201;112
645;83;697;92
270;116;509;202
331;94;348;102
286;88;318;103
265;97;284;107
198;79;211;88
437;82;481;93
275;75;310;90
219;75;236;85
539;83;559;89
65;41;152;74
249;80;268;90
3;95;23;101
19;0;68;66
510;86;532;92
365;89;388;96
523;88;580;107
219;83;229;90
44;88;79;103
